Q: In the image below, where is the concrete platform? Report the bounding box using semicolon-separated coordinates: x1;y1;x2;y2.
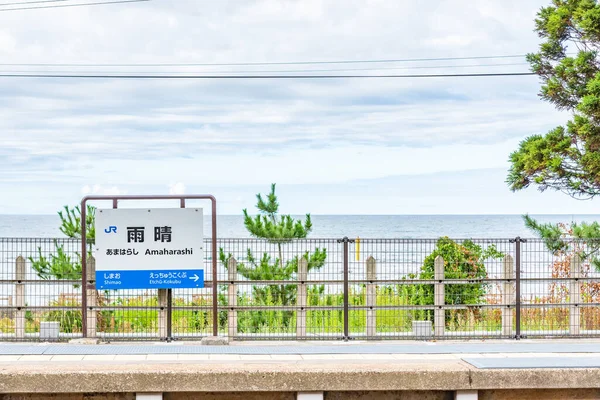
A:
464;357;600;369
1;340;600;399
3;339;600;355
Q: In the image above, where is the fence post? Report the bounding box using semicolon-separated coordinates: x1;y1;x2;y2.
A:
434;255;445;337
342;238;350;340
227;257;237;339
297;257;308;339
158;289;168;340
86;256;97;338
514;237;522;340
15;256;25;339
502;255;514;337
570;254;582;336
366;256;376;338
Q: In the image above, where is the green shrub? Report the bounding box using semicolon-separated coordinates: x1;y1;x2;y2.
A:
411;237;504;325
45;296;82;333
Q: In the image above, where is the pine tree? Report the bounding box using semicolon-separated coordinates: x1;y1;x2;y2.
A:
30;205;95;282
523;214;600;270
506;1;600;265
219;184;327;328
507;1;600;197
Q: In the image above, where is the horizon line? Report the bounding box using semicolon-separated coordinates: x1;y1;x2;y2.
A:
0;213;598;217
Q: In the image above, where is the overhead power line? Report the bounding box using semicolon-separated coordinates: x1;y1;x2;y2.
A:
0;62;530;75
0;54;529;67
0;0;149;11
0;0;69;6
0;72;536;79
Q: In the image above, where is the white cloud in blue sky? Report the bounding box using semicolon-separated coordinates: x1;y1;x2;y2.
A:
0;0;594;215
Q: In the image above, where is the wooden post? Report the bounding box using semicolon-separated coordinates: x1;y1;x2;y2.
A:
6;295;13;320
158;289;168;339
86;256;97;338
570;254;582;335
297;257;308;339
15;256;25;339
366;256;376;338
502;255;514;337
434;255;445;337
227;257;237;339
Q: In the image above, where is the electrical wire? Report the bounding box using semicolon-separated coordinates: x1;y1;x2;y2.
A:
0;72;536;79
0;54;528;66
0;62;530;75
0;0;149;11
0;0;69;6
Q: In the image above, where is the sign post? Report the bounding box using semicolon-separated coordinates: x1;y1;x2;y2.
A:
95;208;204;289
81;194;218;339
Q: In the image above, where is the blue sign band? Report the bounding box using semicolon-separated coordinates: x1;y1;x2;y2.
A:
96;269;204;289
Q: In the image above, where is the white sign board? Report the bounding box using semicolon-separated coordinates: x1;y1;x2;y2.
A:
95;208;204;289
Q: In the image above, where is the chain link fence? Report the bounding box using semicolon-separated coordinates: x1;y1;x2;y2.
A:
1;237;599;341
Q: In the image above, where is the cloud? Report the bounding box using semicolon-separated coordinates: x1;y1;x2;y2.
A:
168;182;186;195
0;0;578;215
81;184;127;196
0;31;16;53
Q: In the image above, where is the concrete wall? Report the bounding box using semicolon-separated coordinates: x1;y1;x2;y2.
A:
4;391;600;400
479;389;600;400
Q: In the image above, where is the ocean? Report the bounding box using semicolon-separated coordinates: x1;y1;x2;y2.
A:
0;214;598;239
1;214;598;306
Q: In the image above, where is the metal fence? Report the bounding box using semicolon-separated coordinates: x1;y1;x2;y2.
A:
1;237;599;341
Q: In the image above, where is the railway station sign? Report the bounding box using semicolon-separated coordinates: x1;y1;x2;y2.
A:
95;208;204;289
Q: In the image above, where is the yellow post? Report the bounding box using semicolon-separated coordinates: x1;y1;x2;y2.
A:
356;237;360;261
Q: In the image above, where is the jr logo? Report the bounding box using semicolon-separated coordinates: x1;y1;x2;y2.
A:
104;226;117;234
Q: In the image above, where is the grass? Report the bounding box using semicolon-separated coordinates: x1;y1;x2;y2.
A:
9;283;599;337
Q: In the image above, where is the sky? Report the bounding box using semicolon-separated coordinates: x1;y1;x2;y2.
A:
0;0;596;215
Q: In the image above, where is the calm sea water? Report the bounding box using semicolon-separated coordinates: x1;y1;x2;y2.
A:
0;214;597;239
1;214;597;305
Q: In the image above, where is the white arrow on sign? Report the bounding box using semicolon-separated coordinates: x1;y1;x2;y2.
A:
189;274;199;282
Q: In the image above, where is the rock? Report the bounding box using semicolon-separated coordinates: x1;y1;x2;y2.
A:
40;321;60;340
200;336;229;345
69;338;101;345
